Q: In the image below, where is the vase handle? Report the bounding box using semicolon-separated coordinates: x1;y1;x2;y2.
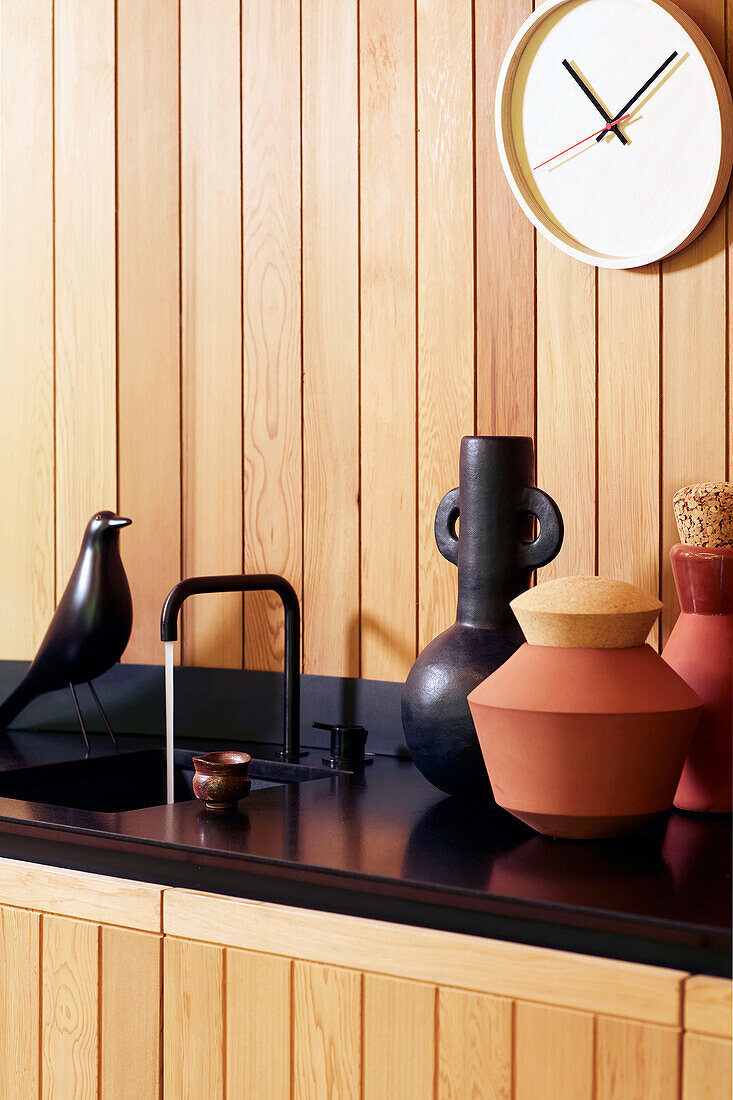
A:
434;487;460;566
518;487;564;570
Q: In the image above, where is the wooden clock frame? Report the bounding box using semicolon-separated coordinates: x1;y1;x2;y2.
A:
495;0;733;269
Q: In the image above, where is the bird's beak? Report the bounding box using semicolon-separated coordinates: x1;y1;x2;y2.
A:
109;516;132;528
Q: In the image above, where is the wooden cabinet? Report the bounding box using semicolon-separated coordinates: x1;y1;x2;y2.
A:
0;856;729;1099
161;888;723;1100
0;858;162;1100
160;938;689;1099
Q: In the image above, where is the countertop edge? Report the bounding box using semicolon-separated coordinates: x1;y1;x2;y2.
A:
0;816;728;978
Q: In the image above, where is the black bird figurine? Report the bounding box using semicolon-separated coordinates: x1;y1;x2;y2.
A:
0;511;133;749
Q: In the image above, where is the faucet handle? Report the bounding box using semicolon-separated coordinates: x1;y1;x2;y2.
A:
313;722;372;771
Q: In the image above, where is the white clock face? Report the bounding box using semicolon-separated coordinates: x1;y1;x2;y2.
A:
496;0;731;267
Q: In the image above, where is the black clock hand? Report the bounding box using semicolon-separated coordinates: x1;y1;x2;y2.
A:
562;59;628;144
595;50;678;141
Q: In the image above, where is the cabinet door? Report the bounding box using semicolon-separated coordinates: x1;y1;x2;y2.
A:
163;887;692;1099
161;934;689;1100
1;906;161;1100
0;861;163;1098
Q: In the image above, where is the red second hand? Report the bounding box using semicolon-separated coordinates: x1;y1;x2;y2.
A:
533;114;632;171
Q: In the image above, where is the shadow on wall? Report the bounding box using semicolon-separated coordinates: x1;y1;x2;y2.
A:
353;612;417;689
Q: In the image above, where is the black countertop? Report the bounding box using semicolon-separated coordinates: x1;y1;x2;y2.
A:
0;729;728;976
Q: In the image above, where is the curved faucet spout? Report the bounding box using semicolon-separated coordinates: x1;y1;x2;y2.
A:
161;574;302;761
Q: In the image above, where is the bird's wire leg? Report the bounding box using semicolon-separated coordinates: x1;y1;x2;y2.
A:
87;682;118;748
68;683;90;756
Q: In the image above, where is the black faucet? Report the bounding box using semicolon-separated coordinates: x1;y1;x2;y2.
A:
160;574;303;760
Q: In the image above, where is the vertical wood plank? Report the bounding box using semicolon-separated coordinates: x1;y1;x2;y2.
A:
242;0;302;672
293;961;361;1100
475;0;535;437
537;241;596;579
660;0;727;644
662;216;727;640
359;0;417;681
598;266;660;646
302;0;360;677
54;0;116;588
363;974;435;1099
437;987;512;1100
117;0;181;665
0;907;40;1100
682;1034;732;1099
163;937;224;1100
417;0;475;651
596;1017;680;1100
0;0;54;660
101;927;161;1100
180;0;243;668
42;915;99;1100
515;1001;594;1100
226;949;291;1100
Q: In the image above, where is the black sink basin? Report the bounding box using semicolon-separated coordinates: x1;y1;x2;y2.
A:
0;748;338;814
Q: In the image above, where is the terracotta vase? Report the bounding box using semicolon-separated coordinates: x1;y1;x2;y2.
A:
468;577;702;839
663;545;732;813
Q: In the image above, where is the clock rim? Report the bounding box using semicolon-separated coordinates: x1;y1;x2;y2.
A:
494;0;733;270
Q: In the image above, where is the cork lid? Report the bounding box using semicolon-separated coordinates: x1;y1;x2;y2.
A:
510;576;662;649
673;482;733;548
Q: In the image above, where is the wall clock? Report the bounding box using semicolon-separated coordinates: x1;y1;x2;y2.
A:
495;0;733;268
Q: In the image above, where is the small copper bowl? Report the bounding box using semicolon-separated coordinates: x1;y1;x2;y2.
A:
192;751;251;812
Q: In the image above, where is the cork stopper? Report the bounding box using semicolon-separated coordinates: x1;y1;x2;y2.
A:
510;576;662;649
673;482;733;548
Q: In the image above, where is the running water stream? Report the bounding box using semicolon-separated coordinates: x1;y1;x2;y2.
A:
164;640;175;804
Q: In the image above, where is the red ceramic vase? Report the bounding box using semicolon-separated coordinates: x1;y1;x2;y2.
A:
663;545;733;813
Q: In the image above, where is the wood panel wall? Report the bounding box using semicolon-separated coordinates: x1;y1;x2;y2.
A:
0;0;730;679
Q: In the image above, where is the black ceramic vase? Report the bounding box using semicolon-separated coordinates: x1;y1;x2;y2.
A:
401;437;563;798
